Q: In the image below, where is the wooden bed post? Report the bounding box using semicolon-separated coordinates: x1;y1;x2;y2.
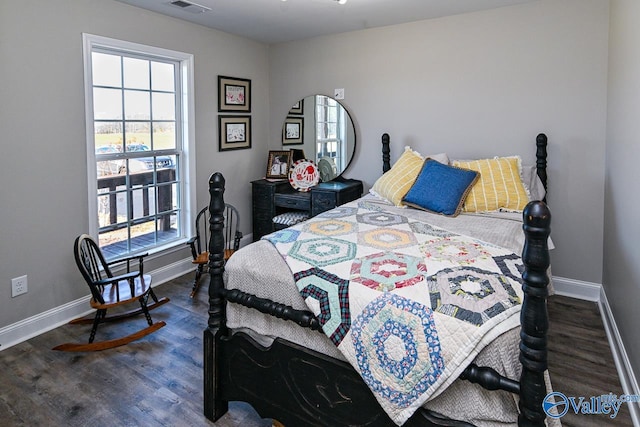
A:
518;201;551;427
203;172;228;421
382;133;391;173
535;133;548;201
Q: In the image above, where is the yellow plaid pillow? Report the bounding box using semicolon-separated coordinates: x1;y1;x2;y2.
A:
371;147;425;207
452;156;529;212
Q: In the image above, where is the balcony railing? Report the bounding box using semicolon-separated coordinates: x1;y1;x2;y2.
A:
97;168;178;259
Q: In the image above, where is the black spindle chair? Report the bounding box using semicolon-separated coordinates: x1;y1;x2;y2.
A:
53;234;169;351
187;204;241;298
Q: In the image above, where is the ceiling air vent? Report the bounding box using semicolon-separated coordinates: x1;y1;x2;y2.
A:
168;0;211;14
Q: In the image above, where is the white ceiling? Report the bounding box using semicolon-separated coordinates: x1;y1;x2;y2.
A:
115;0;537;44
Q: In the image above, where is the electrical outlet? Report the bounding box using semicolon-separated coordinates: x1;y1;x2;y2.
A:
11;275;28;297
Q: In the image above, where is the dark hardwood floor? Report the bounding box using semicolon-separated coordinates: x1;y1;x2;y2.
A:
547;296;634;427
0;273;634;426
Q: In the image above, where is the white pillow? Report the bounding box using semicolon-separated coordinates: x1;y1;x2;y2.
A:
521;165;546;201
425;152;449;165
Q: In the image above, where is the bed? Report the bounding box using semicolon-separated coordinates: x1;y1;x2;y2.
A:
203;133;553;426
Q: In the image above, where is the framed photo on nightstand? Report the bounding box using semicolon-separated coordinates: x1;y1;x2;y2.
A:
266;150;291;179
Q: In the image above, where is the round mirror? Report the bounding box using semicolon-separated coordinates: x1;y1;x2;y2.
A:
282;95;356;182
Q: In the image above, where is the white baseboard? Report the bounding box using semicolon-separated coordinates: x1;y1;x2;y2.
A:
146;257;194;285
0;295;94;351
599;288;640;426
0;257;194;352
552;275;601;302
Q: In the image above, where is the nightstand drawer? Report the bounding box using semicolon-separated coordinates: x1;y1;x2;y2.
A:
336;186;362;205
275;193;310;211
311;179;363;216
311;192;337;215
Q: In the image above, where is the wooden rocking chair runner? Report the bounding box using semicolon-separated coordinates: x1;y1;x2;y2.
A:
53;234;169;352
187;204;241;298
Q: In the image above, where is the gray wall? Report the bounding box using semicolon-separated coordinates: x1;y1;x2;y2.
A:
0;0;270;328
605;0;640;382
1;0;632;375
269;0;610;284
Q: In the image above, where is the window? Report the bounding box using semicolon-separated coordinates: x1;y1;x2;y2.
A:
315;95;345;171
83;34;194;260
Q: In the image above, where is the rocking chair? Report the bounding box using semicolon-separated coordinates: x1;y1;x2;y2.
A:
186;204;241;298
53;234;169;352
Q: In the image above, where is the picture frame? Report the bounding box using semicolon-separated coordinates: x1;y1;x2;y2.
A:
219;115;252;151
289;100;304;115
218;75;251;112
282;116;304;145
289;148;306;163
266;150;292;179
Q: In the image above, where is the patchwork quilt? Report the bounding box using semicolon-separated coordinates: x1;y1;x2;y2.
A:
263;199;525;425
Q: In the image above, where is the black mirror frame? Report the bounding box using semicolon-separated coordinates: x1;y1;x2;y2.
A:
282;95;356;182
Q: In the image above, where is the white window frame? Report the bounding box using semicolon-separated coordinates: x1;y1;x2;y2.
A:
82;33;196;258
315;95;345;171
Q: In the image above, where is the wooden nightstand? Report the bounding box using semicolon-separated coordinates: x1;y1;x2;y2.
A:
251;178;363;241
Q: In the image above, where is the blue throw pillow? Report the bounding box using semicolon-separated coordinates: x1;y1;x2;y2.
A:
402;160;479;217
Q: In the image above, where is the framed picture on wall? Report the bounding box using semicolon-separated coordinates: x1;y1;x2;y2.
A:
266;150;292;179
219;115;252;151
218;75;251;112
289;100;303;115
282;116;304;145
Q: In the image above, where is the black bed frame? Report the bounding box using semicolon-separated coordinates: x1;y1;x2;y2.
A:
204;133;551;427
